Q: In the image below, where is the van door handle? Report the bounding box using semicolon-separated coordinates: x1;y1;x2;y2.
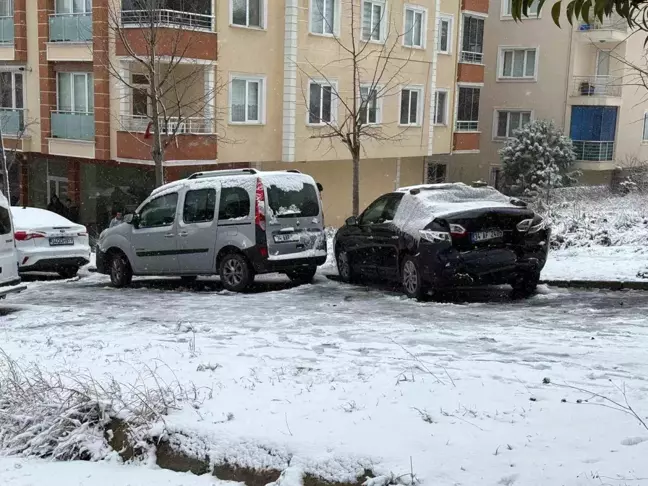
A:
164;233;175;238
178;231;189;237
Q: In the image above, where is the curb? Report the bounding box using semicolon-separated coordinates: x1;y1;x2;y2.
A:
540;280;648;291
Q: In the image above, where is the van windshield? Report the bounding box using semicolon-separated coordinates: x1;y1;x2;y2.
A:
267;183;319;218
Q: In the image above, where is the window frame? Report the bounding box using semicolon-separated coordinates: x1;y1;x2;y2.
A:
359;84;383;126
0;71;24;110
55;0;91;14
403;4;427;49
182;188;216;224
433;89;449;126
307;79;338;126
309;0;340;36
460;13;485;64
138;192;179;229
436;14;453;55
497;46;539;81
493;109;533;140
56;71;93;113
218;186;252;221
229;74;266;125
642;112;648;142
455;85;481;132
230;0;267;30
501;0;539;19
360;0;387;43
399;85;424;127
130;73;150;117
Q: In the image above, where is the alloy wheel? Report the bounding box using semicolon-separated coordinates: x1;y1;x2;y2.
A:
403;260;418;294
223;258;244;287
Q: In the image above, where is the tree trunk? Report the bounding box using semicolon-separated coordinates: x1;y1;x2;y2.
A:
352;152;360;216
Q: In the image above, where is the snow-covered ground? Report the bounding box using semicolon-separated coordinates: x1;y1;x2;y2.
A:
2;271;648;485
543;246;648;282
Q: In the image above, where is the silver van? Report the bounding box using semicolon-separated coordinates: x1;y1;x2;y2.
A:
95;169;327;291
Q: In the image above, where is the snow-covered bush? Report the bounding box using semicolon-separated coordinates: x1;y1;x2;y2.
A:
500;120;577;201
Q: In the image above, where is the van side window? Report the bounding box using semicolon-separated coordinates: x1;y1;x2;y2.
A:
183;189;216;223
219;187;251;220
0;207;11;235
139;193;178;228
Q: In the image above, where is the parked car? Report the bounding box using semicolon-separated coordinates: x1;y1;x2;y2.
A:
11;207;91;278
96;169;327;291
0;193;21;297
334;183;550;299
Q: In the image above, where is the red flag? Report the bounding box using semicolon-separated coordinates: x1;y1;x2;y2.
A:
144;122;153;139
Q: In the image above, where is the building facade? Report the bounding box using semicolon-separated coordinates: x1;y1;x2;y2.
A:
0;0;491;232
450;0;648;187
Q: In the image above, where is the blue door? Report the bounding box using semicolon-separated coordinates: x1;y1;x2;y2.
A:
570;106;617;141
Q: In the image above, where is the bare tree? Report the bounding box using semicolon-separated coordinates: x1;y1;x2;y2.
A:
98;0;223;187
298;1;417;216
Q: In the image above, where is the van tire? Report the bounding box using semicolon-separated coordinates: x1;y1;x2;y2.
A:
219;253;253;292
58;267;79;279
286;266;317;284
110;252;132;288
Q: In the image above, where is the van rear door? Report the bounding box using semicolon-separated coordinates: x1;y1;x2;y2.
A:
263;175;326;260
0;203;19;284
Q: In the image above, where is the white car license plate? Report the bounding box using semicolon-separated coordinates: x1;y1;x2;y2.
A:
472;229;503;242
274;233;300;243
49;237;74;246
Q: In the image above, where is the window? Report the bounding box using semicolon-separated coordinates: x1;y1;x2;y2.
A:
230;77;263;124
404;5;425;48
400;87;422;126
311;0;336;35
232;0;264;28
0;0;12;17
502;0;538;16
490;167;502;188
308;81;335;124
426;163;447;183
437;15;452;54
56;0;92;14
131;74;148;116
0;207;10;235
456;86;480;131
219;187;251;220
183;189;216;223
495;110;531;139
57;72;93;113
362;0;385;42
0;72;23;109
500;48;537;79
643;113;648;141
433;90;448;125
461;15;484;63
267;183;320;218
360;196;388;225
360;85;381;125
139;193;178;228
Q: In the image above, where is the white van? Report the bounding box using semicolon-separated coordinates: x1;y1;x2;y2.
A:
0;192;23;298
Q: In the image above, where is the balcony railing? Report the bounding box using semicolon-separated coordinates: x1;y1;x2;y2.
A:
120;115;215;134
455;120;479;132
578;17;627;32
572;75;621;97
460;50;483;64
0;16;14;44
572;140;615;161
121;9;214;31
49;12;93;42
51;111;95;141
0;108;25;135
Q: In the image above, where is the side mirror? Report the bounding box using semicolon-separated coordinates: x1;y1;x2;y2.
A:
345;216;358;226
129;213;140;228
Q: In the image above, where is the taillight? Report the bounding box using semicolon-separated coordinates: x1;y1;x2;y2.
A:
255;177;266;231
517;219;533;232
449;224;467;237
14;231;45;241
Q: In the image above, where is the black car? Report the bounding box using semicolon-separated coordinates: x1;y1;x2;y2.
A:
333;183;550;299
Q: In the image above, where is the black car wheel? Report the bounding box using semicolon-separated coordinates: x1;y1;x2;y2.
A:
401;255;427;300
58;267;79;279
511;271;540;298
286;266;317;284
336;249;357;283
110;253;132;288
220;253;254;292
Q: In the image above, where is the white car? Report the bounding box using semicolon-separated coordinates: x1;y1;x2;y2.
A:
11;207;91;278
0;193;21;295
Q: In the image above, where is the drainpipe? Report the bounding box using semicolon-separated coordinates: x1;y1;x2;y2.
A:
562;26;574;130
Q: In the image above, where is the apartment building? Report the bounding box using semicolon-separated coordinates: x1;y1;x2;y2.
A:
451;0;648;187
0;0;491;231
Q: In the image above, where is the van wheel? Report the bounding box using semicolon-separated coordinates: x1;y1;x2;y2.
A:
401;255;428;300
286;266;317;284
110;253;132;288
220;253;253;292
58;267;79;279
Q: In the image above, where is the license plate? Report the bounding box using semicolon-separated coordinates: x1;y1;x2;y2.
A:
472;229;504;242
49;237;74;246
274;233;300;243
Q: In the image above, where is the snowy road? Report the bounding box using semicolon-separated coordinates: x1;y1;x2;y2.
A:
2;272;648;485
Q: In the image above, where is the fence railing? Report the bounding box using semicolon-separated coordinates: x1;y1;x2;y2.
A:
121;9;214;31
455;120;479;132
51;111;95;141
460;50;483;64
572;75;622;97
0;16;14;44
49;12;93;42
120;115;215;135
0;108;25;135
572;140;615;161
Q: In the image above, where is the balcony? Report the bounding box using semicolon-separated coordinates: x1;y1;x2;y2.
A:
578;17;628;43
455;120;479;132
570;76;622;105
49;13;92;42
121;9;214;31
0;108;25;135
51;111;95;141
460;51;483;64
572;140;615;161
120;115;215;134
0;16;13;44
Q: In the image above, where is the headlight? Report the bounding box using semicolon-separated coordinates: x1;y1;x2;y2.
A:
419;229;451;243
